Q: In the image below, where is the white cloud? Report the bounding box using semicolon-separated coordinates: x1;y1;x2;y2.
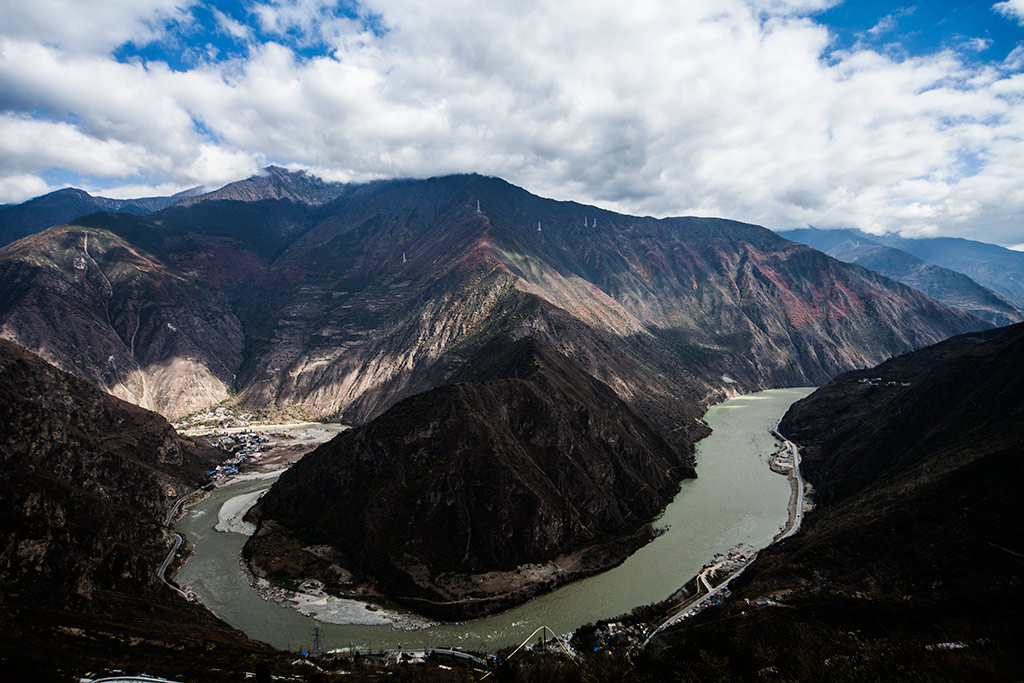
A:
88;180;199;199
0;0;1023;246
0;0;195;54
213;9;254;43
993;0;1024;25
0;114;151;177
867;15;897;36
964;37;993;52
0;173;52;204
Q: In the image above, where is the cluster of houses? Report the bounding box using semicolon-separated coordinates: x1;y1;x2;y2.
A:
706;544;755;578
205;431;269;479
857;376;911;387
588;620;647;651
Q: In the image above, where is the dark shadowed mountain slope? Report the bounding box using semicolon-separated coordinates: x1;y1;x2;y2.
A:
0;339;273;678
0;186;200;248
779;324;1012;504
630;323;1024;681
246;337;697;620
0;172;987;428
779;227;1023;327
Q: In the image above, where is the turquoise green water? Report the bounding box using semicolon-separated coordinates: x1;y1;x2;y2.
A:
175;387;813;653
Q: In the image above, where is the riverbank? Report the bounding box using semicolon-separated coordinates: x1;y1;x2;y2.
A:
216;486;438;630
580;395;818;652
770;421;814;543
173;388;812;652
178;421;347;436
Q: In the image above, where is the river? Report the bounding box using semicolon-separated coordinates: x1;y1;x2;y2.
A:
175;387;813;653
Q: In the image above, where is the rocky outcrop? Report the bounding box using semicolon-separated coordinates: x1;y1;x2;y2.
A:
175;165;346;207
245;337;695;619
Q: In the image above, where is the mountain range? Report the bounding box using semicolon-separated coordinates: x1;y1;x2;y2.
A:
0;170;985;431
0;185;202;249
779;227;1024;325
0;167;1018;679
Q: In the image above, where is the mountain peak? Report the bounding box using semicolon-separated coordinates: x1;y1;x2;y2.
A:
177;165;347;207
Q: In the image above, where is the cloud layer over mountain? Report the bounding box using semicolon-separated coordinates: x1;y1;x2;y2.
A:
1;0;1022;245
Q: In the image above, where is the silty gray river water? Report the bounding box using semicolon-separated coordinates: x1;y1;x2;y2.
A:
175;387;813;652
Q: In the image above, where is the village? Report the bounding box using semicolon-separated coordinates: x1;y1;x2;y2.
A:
202;430;271;479
173;405;347;481
857;376;912;387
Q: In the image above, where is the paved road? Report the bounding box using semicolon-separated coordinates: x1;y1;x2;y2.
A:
156;533;188;600
164;487;202;527
641;561;754;648
771;421;804;541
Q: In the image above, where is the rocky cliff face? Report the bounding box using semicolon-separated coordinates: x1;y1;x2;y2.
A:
0;225;244;418
245;337;697;619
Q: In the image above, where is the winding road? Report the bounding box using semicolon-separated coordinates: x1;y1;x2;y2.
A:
157;486;208;600
157;533;188;600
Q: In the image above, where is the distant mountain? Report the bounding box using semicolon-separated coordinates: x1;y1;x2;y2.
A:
0;339;269;677
780;226;1024;311
0;171;985;427
246;336;696;619
871;232;1024;310
0;185;201;248
779;227;1024;327
635;322;1024;680
175;165;346;206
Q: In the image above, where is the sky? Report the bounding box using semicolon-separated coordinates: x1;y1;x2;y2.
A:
0;1;1022;247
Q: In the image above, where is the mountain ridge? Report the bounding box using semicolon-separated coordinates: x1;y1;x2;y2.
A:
0;185;202;248
780;226;1024;313
0;171;987;427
